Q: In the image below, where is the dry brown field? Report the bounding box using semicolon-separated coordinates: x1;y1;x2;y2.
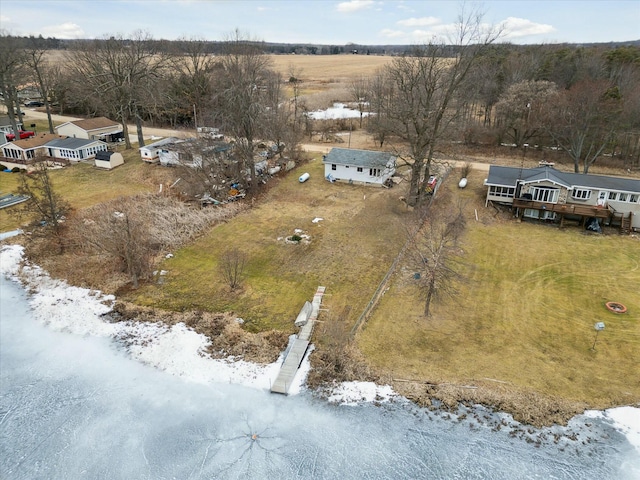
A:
269;54;392;83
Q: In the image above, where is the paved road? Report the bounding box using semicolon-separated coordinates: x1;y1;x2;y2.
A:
13;108;196;142
13;109;493;172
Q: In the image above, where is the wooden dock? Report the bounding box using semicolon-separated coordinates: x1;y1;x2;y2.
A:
271;286;325;394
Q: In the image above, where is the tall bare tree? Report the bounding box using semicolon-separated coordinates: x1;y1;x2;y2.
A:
24;39;56;133
0;31;26;136
168;37;217;128
546;79;621;173
211;30;274;191
495;80;557;148
409;201;466;317
370;6;501;206
67;31;168;149
351;76;369;128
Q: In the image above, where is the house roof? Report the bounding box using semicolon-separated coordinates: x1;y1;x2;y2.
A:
59;117;120;132
46;137;106;149
139;137;180;150
323;148;395;168
95;150;114;161
11;134;64;150
0;116;21;128
486;165;640;193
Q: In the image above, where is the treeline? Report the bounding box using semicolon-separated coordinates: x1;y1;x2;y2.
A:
2;26;639;206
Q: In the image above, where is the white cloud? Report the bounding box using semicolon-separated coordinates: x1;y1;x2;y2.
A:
501;17;555;39
397;16;440;27
379;28;406;39
336;0;374;13
39;22;85;39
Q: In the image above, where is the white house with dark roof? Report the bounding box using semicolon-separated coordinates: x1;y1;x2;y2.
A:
322;148;396;186
0;133;62;162
55;117;123;142
0;116;22;134
484;164;640;232
46;137;108;161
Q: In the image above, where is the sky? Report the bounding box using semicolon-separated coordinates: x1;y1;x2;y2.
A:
0;0;639;45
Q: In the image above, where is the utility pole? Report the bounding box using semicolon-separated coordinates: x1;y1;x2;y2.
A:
193;104;198;132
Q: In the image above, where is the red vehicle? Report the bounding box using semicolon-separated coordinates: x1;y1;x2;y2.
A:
427;175;438;193
5;130;35;141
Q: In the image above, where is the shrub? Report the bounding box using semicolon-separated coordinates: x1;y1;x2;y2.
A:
11;167;22;173
289;234;302;242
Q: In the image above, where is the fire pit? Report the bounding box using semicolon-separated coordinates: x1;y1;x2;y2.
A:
605;302;627;314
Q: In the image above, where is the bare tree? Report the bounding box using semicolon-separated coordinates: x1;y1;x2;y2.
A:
287;63;304;132
219;248;247;290
24;39;56;133
78;197;153;288
495;80;557;148
545;79;621;173
0;31;26;136
370;6;501;206
351;76;369;128
13;160;70;249
210;30;274;192
167;37;217;128
66;31;169;149
408;201;466;317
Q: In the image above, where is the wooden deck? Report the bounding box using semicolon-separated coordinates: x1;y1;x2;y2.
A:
271;286;325;395
512;199;614;219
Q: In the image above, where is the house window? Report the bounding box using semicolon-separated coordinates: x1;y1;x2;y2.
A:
530;186;559;203
357;167;363;172
608;192;618;201
630;194;639;203
331;164;336;171
572;189;591;200
489;186;515;198
369;168;381;176
619;193;628;202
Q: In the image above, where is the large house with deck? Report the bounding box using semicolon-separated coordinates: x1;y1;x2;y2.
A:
323;148;396;186
484;164;640;233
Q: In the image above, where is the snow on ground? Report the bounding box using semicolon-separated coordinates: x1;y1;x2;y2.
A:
327;381;396;405
307;103;372;120
585;406;640;454
2;240;639;452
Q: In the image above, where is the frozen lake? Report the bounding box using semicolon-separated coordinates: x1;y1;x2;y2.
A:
1;244;638;479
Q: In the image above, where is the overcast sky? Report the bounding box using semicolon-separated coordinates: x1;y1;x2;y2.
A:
1;0;639;45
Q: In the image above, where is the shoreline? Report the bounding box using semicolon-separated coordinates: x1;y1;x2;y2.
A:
1;239;638;446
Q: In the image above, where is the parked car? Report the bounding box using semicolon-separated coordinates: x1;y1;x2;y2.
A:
24;100;44;107
6;130;36;141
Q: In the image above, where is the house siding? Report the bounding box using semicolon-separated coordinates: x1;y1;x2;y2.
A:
485;165;640;231
323;148;396;186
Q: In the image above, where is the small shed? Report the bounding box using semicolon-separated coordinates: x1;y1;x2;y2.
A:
94;150;124;170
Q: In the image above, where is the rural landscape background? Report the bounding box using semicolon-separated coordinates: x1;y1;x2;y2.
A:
1;13;639;429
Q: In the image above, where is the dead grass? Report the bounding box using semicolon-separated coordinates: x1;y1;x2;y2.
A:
357;167;640;423
124;156;409;333
270;54;392;85
0;151;172;231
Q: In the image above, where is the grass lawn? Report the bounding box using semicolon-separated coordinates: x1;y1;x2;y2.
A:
0;147;168;231
125;155;408;333
358;168;640;410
